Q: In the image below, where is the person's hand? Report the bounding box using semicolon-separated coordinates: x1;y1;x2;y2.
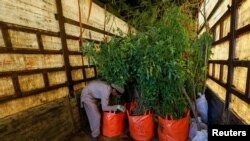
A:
116;105;126;112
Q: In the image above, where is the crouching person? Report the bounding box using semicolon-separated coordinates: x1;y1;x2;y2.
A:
80;80;126;141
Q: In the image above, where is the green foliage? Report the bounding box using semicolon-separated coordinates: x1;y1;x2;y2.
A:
185;32;213;96
81;37;129;87
81;2;212;119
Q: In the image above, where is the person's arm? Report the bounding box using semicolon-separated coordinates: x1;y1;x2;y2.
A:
101;95;118;111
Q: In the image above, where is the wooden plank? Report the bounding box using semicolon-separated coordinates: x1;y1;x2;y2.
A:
210;41;229;60
69;55;83;67
222;65;228;83
41;35;62;51
18;73;45;92
235;31;250;60
215;24;220;41
211;9;230;32
237;0;250;29
0;54;64;72
0;76;15;97
43;54;64;69
209;63;213;76
222;16;231;37
206;78;227;101
85;68;95;79
73;82;85;92
67;39;80;52
207;0;224;22
0;28;5;47
0;54;25;72
230;94;250;124
219;21;224;39
0;86;68;118
212;63;215;77
71;69;84;81
209;0;232;29
48;71;67;86
0;0;59;32
9;30;39;50
61;0;129;36
232;67;247;94
214;64;220;80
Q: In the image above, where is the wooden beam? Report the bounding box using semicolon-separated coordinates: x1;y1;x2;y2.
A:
63;16;117;37
56;0;74;97
246;68;250;98
0;49;62;54
1;25;13;51
208;75;227;88
73;77;96;85
231;88;250;104
219;64;224;81
66;34;100;44
0;67;65;77
43;71;49;87
37;32;44;51
0;21;59;36
233;60;250;67
208;60;228;64
236;24;250;37
212;63;215;77
225;0;238;109
12;74;21;97
212;35;229;46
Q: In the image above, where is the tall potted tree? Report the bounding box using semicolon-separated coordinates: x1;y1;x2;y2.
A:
81;2;212;141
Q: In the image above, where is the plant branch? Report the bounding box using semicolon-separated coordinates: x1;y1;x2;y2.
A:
182;87;201;130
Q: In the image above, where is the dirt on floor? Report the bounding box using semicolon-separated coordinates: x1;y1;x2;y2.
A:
71;131;133;141
71;129;159;141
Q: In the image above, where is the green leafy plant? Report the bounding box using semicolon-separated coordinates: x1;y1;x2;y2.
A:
81;37;129;87
81;2;212;119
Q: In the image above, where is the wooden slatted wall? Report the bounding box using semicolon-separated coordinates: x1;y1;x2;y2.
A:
0;0;129;119
198;0;250;124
